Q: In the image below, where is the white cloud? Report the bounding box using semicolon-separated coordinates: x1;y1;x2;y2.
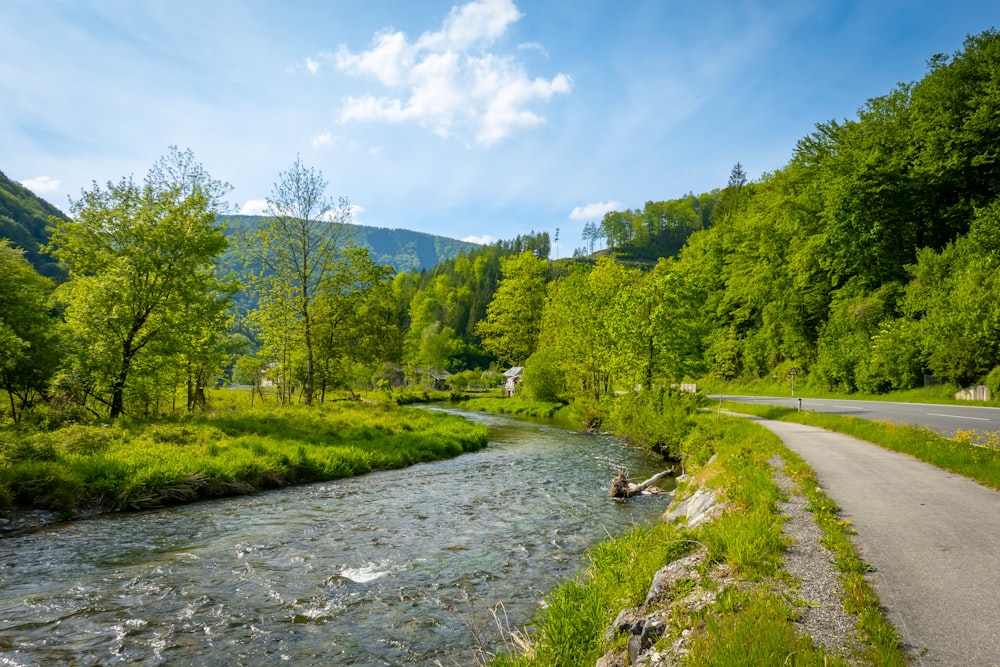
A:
305;57;320;75
239;199;268;216
569;200;624;221
334;0;571;146
312;132;333;146
462;234;494;244
19;175;61;193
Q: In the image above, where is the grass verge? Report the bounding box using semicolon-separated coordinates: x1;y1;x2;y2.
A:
720;401;1000;491
0;402;488;514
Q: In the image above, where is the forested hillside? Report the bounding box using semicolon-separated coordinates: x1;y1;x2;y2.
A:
0;170;68;279
508;28;1000;408
2;30;999;425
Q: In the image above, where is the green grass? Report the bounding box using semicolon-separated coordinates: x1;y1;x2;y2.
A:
487;414;903;666
721;400;1000;491
708;376;995;407
0;401;488;513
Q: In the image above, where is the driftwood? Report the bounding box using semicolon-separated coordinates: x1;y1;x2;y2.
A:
609;467;674;498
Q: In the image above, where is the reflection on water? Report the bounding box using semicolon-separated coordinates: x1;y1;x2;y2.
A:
0;408;672;666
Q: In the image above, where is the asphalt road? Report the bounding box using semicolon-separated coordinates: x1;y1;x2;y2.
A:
717;395;1000;438
749;416;1000;665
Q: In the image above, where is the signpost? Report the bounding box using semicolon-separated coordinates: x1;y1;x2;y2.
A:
788;367;798;397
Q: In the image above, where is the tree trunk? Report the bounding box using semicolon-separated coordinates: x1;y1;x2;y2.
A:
609;468;674;498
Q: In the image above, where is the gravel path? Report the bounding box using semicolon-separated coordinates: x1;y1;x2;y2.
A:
771;456;862;660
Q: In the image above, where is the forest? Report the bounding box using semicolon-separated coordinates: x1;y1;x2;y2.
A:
2;29;1000;429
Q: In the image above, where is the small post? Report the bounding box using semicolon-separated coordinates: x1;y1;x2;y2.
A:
797;398;801;412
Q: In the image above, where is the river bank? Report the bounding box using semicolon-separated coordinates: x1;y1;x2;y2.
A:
487;411;907;666
0;400;487;532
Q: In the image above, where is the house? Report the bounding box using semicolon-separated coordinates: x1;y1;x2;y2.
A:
430;371;452;391
503;366;523;397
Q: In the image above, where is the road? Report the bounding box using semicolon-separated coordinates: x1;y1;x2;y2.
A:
716;395;1000;438
748;417;1000;665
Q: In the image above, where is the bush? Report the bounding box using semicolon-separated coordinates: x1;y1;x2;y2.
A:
985;366;1000;400
521;348;567;402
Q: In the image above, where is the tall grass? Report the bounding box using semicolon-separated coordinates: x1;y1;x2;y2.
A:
0;402;487;513
489;522;694;667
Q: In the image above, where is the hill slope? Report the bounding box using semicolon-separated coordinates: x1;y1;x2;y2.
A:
0;170;68;279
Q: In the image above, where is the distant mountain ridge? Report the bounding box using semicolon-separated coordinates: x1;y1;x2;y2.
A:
0;172;479;279
219;215;480;274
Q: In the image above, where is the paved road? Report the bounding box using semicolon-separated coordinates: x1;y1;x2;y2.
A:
716;395;1000;438
749;417;1000;665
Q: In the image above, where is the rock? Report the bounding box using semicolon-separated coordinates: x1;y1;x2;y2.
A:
627;618;665;664
644;548;705;606
603;607;638;642
663;488;716;526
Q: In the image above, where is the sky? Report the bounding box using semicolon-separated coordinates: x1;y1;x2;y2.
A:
2;1;998;252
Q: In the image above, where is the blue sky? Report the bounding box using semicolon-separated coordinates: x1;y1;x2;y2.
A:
2;1;997;251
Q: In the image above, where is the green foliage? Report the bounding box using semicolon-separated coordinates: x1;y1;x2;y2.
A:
521;347;567;402
604;389;705;459
0;241;60;422
46;148;232;419
475;251;549;366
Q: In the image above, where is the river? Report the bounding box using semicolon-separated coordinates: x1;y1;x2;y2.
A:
0;408;673;666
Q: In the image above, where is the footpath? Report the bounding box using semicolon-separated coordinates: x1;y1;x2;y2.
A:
748;417;1000;666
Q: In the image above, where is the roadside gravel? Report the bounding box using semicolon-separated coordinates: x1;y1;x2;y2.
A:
770;456;862;661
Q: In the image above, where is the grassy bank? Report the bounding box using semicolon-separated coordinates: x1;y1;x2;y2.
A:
721;400;1000;491
489;413;905;666
0;400;488;515
460;397;569;419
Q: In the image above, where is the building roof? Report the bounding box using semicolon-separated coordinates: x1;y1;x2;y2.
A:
503;366;523;378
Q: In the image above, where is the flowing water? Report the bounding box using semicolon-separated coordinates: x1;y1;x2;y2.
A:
0;408;673;666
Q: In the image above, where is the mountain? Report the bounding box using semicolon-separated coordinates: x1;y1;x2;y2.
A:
0;169;68;280
218;215;479;275
0;177;479;281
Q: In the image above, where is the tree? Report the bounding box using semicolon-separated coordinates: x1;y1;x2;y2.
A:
311;246;395;399
475;251;548;366
47;148;231;419
0;241;59;422
238;157;354;406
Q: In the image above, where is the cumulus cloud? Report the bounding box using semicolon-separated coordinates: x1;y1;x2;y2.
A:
568;200;624;221
462;234;495;244
305;57;320;74
334;0;571;146
20;175;61;193
239;199;268;216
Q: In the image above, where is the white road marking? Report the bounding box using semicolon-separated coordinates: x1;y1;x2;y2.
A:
926;413;990;421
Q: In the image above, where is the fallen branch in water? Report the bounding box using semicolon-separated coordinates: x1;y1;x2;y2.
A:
609;468;674;498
